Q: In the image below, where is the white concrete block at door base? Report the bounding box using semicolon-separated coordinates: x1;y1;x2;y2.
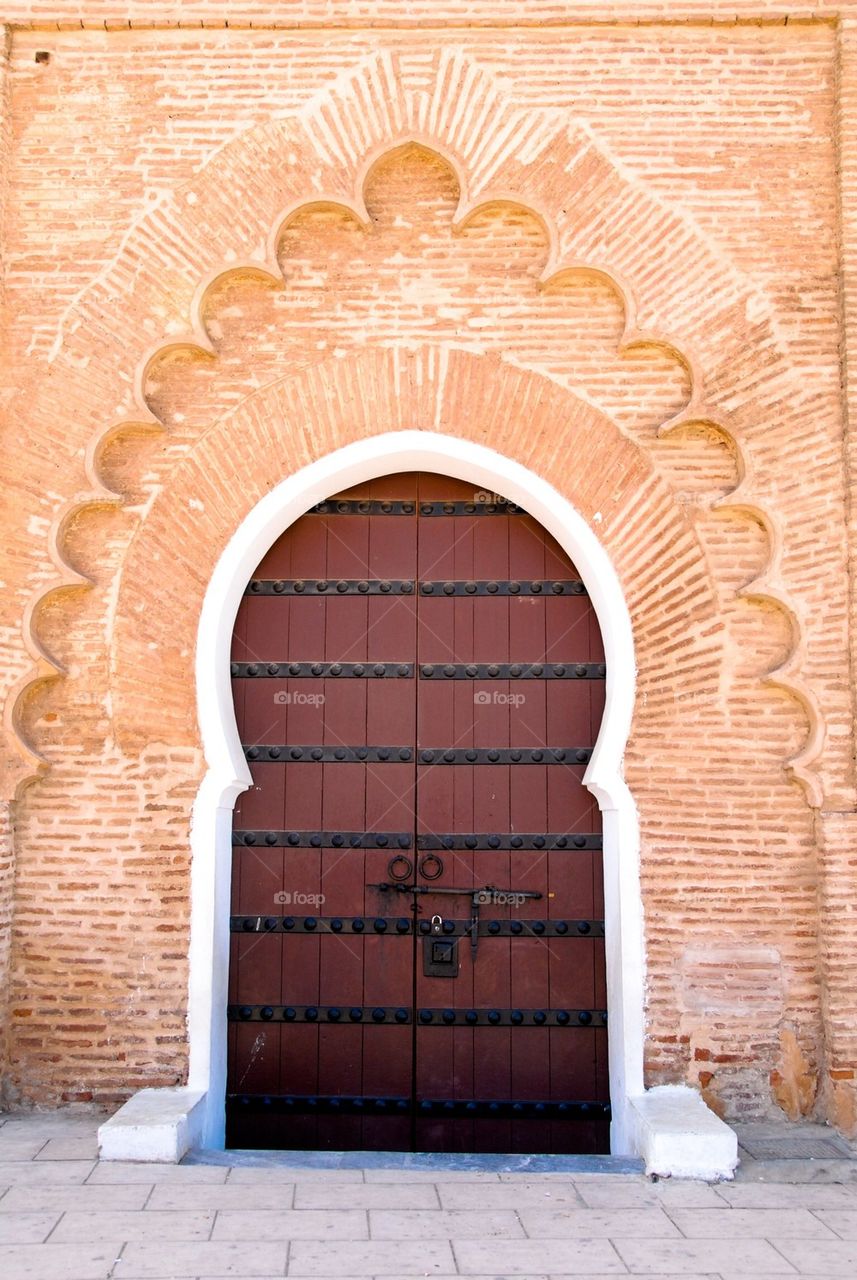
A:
98;1087;206;1162
629;1085;739;1180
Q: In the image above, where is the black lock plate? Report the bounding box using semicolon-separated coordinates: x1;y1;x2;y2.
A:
423;935;460;978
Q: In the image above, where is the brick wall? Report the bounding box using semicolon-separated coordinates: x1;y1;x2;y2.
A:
0;9;855;1131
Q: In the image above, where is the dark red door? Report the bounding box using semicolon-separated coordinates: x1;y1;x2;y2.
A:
226;473;608;1153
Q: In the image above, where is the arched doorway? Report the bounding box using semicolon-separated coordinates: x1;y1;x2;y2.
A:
226;471;609;1153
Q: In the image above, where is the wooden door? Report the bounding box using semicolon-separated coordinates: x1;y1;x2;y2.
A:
226;473;609;1153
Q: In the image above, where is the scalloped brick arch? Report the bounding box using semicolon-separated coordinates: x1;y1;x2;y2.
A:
103;344;732;1165
2;46;825;810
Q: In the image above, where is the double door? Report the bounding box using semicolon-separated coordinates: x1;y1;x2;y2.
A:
227;473;608;1153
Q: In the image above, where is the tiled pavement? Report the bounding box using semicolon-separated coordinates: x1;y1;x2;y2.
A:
1;1110;857;1278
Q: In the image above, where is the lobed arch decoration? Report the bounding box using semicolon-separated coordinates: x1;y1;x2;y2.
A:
2;46;823;810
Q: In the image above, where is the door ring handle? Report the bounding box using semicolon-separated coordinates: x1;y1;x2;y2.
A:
387;854;413;882
419;853;444;880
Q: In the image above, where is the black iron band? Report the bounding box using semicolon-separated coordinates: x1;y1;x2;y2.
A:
419;580;585;596
227;1093;610;1120
244;744;413;763
417;832;602;851
231;662;412;679
418;747;591;765
420;662;605;679
307;500;529;517
246;579;415;596
233;830;412;849
230;915;604;938
228;1004;606;1027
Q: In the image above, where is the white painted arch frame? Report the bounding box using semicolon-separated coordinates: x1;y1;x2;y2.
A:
185;429;645;1157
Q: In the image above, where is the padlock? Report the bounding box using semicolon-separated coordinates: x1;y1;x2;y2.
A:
430;913;443;935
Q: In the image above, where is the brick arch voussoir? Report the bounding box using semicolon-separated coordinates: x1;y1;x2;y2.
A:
5;46;817;806
108;347;722;755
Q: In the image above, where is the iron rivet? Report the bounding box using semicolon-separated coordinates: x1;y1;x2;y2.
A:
487;665;499;677
465;664;478;678
316;581;329;592
267;663;280;676
442;664;455;678
352;918;364;932
576;750;588;763
261;1006;274;1021
403;503;414;514
290;747;303;760
510;750;522;762
419;1009;433;1023
443;503;455;514
231;663;240;677
531;664;543;676
377;748;390;761
442;920;455;934
577;921;591;934
311;747;323;760
556;836;568;849
330;663;342;676
487;750;499;762
331;834;344;847
334;747;346;760
294;581;306;593
305;1006;318;1020
309;834;321;847
247;664;259;677
395;1007;408;1021
376;835;388;848
533;836;545;849
531;581;543;593
396;918;410;933
464;581;477;594
509;581;521;594
374;663;386;677
401;581;414;594
356;747;368;760
487;1010;501;1024
573;835;586;848
283;917;295;930
464;503;476;513
250;581;261;593
578;1011;592;1025
327;1007;341;1021
419;920;431;934
269;747;281;759
264;917;278;930
353;665;366;677
289;662;301;676
244;833;257;845
239;1006;253;1019
511;836;523;849
465;750;477;762
551;581;564;594
421;582;434;594
553;665;566;677
488;920;501;935
420;504;433;515
486;581;499;593
305;917;317;930
265;832;277;845
556;1010;570;1025
381;502;392;513
442;1009;455;1023
379;581;391;593
575;664;587;677
510;664;522;677
283;1006;296;1020
357;502;370;514
373;918;387;932
598;664;606;677
444;750;455;763
398;664;410;677
532;921;545;935
242;918;254;931
556;921;568;934
443;581;455;595
488;835;500;849
533;1010;547;1024
311;663;323;676
399;748;411;761
273;581;285;594
397;835;410;848
465;1010;478;1023
442;836;454;849
372;1007;386;1022
247;746;260;760
553;749;566;762
511;921;523;935
349;1007;362;1021
511;1010;524;1024
331;918;343;932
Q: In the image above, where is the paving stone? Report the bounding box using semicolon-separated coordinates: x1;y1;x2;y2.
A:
0;1161;96;1186
519;1208;681;1238
0;1212;61;1243
437;1181;585;1209
716;1182;857;1208
287;1240;455;1274
812;1209;857;1238
369;1208;525;1238
454;1239;626;1274
771;1238;857;1275
575;1180;726;1209
667;1207;837;1237
51;1209;216;1242
0;1184;151;1212
227;1166;362;1184
0;1241;122;1279
363;1168;502;1182
116;1240;287;1276
212;1209;369;1240
294;1182;437;1208
0;1136;49;1161
147;1183;295;1211
611;1236;795;1273
87;1162;228;1184
35;1137;100;1161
